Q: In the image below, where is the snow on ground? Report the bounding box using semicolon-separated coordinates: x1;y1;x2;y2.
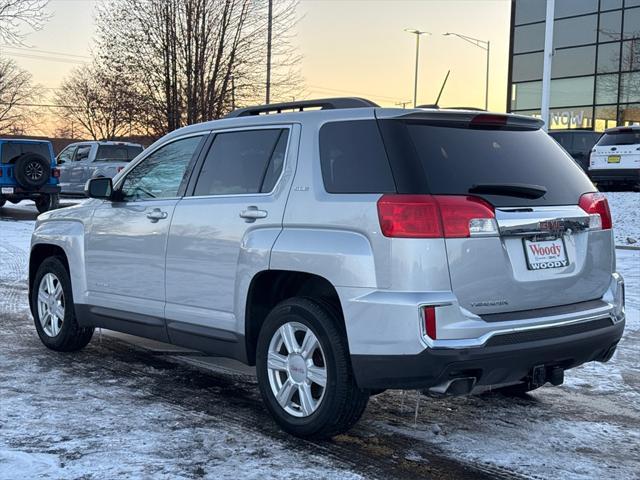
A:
1;199;640;480
604;191;640;245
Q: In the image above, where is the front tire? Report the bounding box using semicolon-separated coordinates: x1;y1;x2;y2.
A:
256;298;369;439
31;256;93;352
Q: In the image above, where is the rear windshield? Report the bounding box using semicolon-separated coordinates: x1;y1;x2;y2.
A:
96;145;143;162
1;142;50;164
597;130;640;146
379;121;595;207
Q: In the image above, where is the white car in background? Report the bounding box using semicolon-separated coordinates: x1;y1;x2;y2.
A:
589;125;640;190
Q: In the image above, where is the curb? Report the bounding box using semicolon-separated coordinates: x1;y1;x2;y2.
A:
615;245;640;251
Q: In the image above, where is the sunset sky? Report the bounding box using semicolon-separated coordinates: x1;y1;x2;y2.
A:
6;0;512;136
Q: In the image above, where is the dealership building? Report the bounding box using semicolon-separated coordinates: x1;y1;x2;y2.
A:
508;0;640;130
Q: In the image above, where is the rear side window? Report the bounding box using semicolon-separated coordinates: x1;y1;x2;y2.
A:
1;143;50;164
597;130;640;146
194;129;288;196
383;122;594;207
96;145;144;162
319;120;396;193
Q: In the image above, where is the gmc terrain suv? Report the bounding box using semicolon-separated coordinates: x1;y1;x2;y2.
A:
29;98;626;438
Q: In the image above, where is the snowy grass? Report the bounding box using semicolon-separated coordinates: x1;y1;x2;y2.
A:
604;191;640;246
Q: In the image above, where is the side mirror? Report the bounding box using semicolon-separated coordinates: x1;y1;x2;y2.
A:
57;158;65;165
85;177;113;199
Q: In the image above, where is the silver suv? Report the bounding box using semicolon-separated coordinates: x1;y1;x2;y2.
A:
29;98;626;438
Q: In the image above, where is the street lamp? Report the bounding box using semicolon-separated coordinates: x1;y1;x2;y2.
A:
444;32;490;111
404;29;431;108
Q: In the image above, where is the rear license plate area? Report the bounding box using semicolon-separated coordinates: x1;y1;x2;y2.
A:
523;237;569;271
1;187;14;194
607;155;621;163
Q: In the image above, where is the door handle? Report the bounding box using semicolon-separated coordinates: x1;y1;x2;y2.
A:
146;208;168;222
239;206;268;222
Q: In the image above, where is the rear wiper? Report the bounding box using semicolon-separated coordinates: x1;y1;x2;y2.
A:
469;183;547;199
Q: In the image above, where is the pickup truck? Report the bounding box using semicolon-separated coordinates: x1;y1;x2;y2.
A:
57;141;144;195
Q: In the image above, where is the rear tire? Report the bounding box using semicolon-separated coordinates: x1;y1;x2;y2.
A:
35;194;59;213
256;297;369;439
0;197;5;208
31;256;93;352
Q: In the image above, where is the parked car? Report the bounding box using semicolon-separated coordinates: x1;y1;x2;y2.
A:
57;140;144;195
589;125;640;189
28;98;625;439
0;139;60;213
548;130;601;173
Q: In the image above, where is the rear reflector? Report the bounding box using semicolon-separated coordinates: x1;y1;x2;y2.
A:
422;306;437;340
52;168;60;178
377;194;496;238
579;192;612;230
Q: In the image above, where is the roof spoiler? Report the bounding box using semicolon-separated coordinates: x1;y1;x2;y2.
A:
224;97;379;118
378;110;545;130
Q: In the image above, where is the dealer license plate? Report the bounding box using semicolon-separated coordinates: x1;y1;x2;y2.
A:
1;187;14;194
523;237;569;270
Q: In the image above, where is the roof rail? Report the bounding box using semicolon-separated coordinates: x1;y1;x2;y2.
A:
224;97;379;118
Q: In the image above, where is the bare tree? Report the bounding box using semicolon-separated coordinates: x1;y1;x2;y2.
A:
0;0;49;44
94;0;302;136
55;63;145;140
0;57;39;133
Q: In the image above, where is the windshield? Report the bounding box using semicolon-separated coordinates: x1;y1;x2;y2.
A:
379;121;595;207
96;145;143;162
597;130;640;146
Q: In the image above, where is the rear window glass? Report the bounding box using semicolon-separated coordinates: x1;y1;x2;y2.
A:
382;122;594;207
1;142;50;164
96;145;143;162
597;130;640;146
319;120;396;193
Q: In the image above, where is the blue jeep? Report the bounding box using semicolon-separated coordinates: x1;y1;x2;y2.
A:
0;139;61;213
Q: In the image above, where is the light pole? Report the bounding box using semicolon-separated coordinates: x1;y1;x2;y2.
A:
404;29;431;108
444;32;490;111
266;0;273;104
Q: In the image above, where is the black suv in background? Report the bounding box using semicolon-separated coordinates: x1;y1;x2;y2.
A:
549;130;601;173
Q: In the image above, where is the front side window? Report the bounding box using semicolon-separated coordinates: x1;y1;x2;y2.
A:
75;145;92;162
120;135;203;201
193;129;289;196
57;146;76;164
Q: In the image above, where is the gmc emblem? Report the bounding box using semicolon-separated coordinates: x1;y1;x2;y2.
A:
539;220;563;233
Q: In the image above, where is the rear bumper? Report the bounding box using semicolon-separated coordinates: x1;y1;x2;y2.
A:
0;184;61;197
589;168;640;184
352;318;625;389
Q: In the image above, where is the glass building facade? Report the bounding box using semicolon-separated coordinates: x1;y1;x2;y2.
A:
508;0;640;130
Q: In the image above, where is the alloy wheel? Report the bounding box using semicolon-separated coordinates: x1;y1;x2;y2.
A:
266;321;327;417
37;273;65;337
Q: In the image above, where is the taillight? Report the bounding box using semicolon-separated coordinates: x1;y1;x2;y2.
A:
377;194;496;238
422;306;437;340
579;192;612;230
52;168;60;178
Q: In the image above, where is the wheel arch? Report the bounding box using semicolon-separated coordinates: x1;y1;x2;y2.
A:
244;270;345;365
